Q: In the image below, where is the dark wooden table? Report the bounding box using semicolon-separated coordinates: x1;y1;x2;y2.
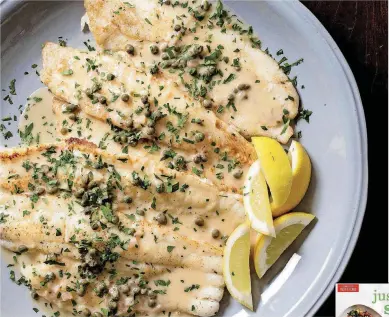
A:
301;1;388;316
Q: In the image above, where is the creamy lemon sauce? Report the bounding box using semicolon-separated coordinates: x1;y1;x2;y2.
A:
19;87;57;144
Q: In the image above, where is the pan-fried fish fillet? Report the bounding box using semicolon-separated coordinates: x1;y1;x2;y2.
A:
84;0;299;142
52;97;249;193
0;138;245;316
41;43;256;192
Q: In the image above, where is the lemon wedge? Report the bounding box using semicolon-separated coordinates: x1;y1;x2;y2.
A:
243;160;275;236
223;222;253;310
272;141;312;217
253;212;315;279
252;137;293;211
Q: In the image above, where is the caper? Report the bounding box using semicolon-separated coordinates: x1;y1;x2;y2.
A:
144;109;152;118
75;188;85;198
85;87;93;97
35;187;46;195
160;60;172;69
141;95;149;104
69;113;77;121
125;118;134;129
121;94;130;102
193;155;202;164
238;83;250;91
131;286;140;295
81;173;90;187
152;110;164;121
148;299;157;308
80;308;91;317
171;60;180;69
92;313;103;317
223;56;229;63
108;300;118;311
81;192;89;207
202;0;211;11
156;183;165;193
106;73;115;81
155;213;167;225
88;180;99;189
120;135;128;143
109;286;120;301
31;290;39;300
40;164;50;174
194;217;204;227
199;65;216;77
150;45;159;55
46;272;56;281
193;153;207;164
136;209;145;216
211;229;220;239
227;93;235;101
124;196;133;204
91;83;101;93
47;186;59;194
120;284;130;294
150;64;159;74
126;44;135;55
174;155;186;168
18;245;28;254
65;104;78;112
203;99;212;109
60;127;68;135
111;215;119;224
188;67;197;76
194;132;205;142
148;290;157;299
91;222;99;230
233;169;243;179
91;96;99;104
128;228;136;236
77;284;88;297
161;53;170;60
187;44;203;56
163;0;171;4
98;96;107;104
143;127;155;136
174;24;181;32
95;282;107;297
131;176;140;186
45;253;57;263
83;206;94;215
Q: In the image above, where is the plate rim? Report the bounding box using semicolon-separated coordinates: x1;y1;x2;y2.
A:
0;0;369;316
286;1;368;316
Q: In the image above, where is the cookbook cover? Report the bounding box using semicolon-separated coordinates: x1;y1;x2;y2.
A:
336;284;389;317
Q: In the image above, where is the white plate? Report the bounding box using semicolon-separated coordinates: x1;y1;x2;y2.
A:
0;1;368;316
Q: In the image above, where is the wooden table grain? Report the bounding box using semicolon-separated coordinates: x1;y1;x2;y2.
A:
301;2;388;316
